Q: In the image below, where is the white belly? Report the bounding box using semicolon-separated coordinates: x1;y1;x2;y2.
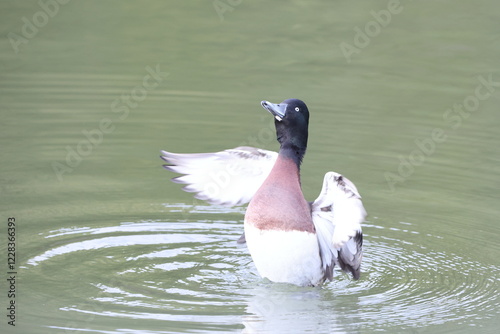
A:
244;222;324;286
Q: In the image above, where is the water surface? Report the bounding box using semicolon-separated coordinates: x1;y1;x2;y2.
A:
1;1;499;333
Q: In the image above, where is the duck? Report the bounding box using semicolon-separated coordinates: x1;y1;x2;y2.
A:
161;99;367;287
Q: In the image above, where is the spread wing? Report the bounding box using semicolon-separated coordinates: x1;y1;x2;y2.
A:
311;172;366;280
161;146;278;206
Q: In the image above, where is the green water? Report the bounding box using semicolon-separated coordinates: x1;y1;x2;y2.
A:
1;0;499;333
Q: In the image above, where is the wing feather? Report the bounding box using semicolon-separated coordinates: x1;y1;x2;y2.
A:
311;172;366;280
161;146;278;206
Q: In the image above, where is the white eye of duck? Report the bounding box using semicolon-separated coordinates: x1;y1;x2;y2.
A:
295;107;300;112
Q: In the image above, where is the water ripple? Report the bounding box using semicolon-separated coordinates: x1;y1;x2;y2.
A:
25;205;500;333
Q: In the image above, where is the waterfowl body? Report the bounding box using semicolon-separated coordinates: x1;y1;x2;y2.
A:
161;99;366;286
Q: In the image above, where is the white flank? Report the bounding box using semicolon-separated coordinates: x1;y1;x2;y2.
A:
244;223;324;286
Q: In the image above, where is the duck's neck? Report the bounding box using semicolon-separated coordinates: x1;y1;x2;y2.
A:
278;142;306;169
